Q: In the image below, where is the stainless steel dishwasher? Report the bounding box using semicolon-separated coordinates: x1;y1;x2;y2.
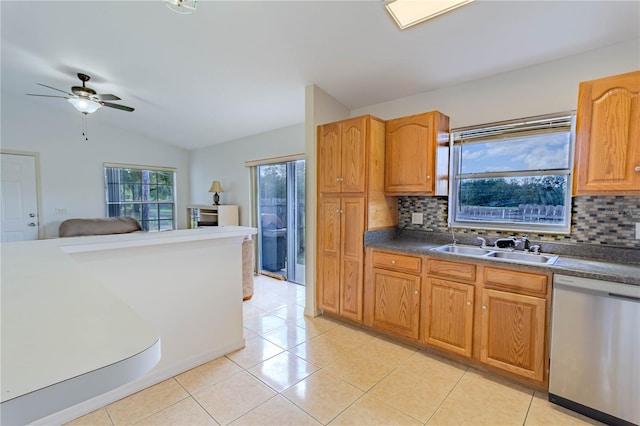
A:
549;275;640;426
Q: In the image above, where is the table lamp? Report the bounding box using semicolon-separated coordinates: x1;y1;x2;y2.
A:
208;181;223;205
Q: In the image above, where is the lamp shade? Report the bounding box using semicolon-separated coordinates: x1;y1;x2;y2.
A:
68;98;102;114
208;181;223;193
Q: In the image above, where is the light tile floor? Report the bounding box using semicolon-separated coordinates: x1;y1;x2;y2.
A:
68;275;603;426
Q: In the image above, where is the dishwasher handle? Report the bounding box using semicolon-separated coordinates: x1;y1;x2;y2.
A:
608;292;640;303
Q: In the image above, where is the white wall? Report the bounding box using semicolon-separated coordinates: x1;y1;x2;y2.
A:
1;95;191;238
352;38;640;126
189;123;305;227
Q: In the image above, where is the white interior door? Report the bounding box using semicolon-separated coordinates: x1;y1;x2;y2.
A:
1;153;39;241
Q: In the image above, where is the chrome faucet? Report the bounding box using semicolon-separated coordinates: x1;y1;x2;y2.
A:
449;227;458;246
476;236;487;248
520;235;531;251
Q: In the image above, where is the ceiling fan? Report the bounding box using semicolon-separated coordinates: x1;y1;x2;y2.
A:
26;73;134;114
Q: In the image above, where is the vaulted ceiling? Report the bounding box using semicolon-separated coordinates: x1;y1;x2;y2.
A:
2;1;639;150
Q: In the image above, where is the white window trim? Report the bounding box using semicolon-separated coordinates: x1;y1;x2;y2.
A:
448;112;576;234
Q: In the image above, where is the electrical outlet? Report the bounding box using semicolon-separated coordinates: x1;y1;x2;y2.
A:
411;212;424;225
636;223;640;239
55;208;67;215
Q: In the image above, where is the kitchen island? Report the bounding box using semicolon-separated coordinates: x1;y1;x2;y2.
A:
1;226;256;425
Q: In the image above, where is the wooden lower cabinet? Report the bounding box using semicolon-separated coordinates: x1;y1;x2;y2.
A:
369;267;421;340
422;277;474;357
364;251;551;387
480;288;547;382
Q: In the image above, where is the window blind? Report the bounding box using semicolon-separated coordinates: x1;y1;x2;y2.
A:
453;111;575;143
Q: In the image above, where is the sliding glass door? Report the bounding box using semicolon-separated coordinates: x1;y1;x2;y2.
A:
257;160;305;285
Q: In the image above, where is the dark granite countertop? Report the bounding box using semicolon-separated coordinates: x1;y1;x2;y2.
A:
365;229;640;286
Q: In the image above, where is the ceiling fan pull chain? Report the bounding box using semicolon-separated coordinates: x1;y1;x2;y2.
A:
82;115;89;141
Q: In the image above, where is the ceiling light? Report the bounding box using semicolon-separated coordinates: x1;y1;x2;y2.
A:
68;98;102;114
386;0;473;30
164;0;197;14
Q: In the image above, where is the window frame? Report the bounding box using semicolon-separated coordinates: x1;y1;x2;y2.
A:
448;112;576;234
104;163;177;232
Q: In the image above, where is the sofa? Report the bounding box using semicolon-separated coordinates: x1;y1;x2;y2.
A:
59;217;142;238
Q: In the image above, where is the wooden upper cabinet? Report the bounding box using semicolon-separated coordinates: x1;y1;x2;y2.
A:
318;116;366;194
318;122;342;193
574;70;640;195
385;111;450;196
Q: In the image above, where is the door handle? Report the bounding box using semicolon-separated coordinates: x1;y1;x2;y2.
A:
28;222;37;227
29;213;36;218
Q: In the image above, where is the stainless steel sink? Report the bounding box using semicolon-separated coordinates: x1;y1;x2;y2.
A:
486;251;558;264
433;244;493;256
432;244;558;265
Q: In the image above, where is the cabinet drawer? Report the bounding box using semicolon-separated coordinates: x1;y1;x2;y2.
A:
427;258;476;282
483;267;548;295
371;251;422;274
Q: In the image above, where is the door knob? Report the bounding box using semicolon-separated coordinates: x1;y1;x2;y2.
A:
28;222;37;227
29;213;36;218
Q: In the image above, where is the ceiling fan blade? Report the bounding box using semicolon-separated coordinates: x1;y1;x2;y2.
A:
95;94;121;101
36;83;74;97
26;93;69;99
102;102;134;112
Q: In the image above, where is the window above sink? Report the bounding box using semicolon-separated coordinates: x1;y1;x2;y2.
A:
449;112;575;235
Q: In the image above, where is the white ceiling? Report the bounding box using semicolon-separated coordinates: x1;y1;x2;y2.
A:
2;1;639;150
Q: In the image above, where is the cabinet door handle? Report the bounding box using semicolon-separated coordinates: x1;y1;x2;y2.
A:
414;290;419;295
482;305;487;310
466;301;472;306
391;260;397;264
635;166;640;172
426;175;431;180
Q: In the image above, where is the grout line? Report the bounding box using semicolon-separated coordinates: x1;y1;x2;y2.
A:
104;406;116;426
422;363;469;425
522;390;536;426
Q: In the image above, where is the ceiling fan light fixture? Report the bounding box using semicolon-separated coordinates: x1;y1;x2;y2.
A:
68;98;102;114
164;0;197;14
386;0;473;30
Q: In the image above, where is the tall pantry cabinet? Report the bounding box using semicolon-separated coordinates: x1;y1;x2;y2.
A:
316;115;397;322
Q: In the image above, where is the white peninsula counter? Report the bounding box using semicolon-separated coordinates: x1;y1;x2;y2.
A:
1;226;256;425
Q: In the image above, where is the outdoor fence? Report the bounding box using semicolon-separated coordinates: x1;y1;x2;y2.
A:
458;204;565;223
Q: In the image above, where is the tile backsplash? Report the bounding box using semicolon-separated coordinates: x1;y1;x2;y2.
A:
398;195;640;249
